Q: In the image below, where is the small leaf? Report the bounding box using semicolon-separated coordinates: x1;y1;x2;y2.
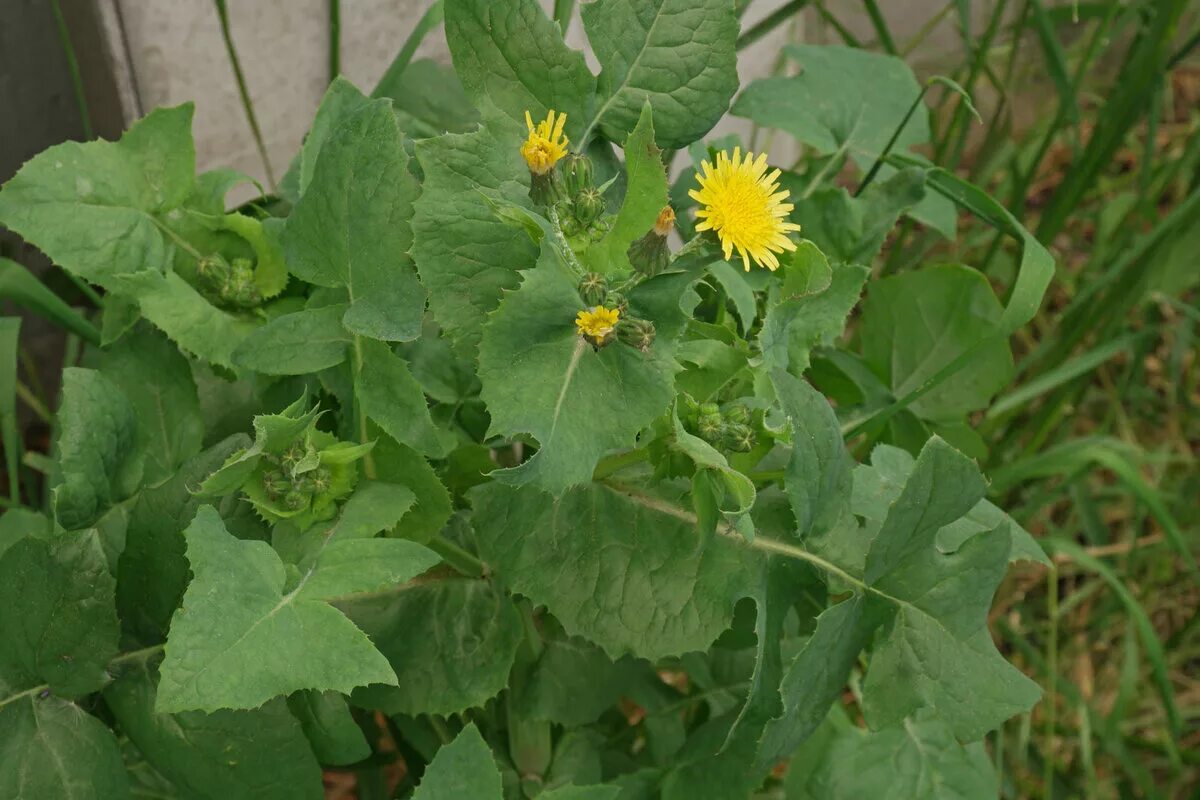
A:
232;305;351;375
412;723;503;800
355;339;447;457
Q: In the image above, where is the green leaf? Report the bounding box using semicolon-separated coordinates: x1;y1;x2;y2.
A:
478;254;680;492
156;506;397;712
374;59;481;138
105;662;324;799
117;435;250;643
542;786;621;800
584;103;667;275
821;710;998;798
0;530;118;698
772;369;851;540
287;690;370;766
444;0;594;139
197;397;320;497
782;167;926;264
853;444;1049;567
411;106;539;356
109;269;258;372
755;597;880;772
580;0;739;149
51;368;142;530
372;435;454;544
671;411;755;539
0;509;50;561
0;257;100;343
344;575;522;716
860;438;1041;741
759;245;868;375
733;45;928;170
285;100;425;343
0;696;129;800
232;305;351;375
515;633;634;726
412;723;503;800
0;105;195;287
860;264;1013;420
471;481;763;659
298;78;370;196
99;325;204;484
294;538;440;601
355;339;447;457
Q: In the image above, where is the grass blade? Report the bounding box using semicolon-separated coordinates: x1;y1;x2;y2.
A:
372;1;445;97
0;258;100;345
0;318;20;504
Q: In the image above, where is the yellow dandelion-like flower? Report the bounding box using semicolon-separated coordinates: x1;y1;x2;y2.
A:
575;306;620;344
521;109;569;175
689;148;802;271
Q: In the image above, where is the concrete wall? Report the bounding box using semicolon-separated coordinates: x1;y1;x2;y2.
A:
86;0;997;201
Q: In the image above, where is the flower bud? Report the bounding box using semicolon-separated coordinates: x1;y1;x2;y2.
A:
261;469;291;499
573;188;605;225
578;272;608;307
721;422;756;452
617;317;656;352
723;404;750;425
197;254;232;289
529;167;566;207
311;467;332;494
559;153;593;196
284;490;309;511
697;413;723;442
627;206;674;277
604;291;628;316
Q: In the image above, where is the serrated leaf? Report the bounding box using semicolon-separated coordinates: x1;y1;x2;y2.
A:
298;78;370;196
0;530;118;698
375;59;480;138
0;509;50;561
286;100;425;342
671;412;755;539
471;481;763;659
99;325;204;484
156;506;397;712
372;435;454;544
411;106;539;356
821;710;998;798
0;105;195;287
733;45;928;170
355;339;446;457
584;103;667;275
860;438;1041;740
853;444;1048;566
51;368;142;530
444;0;594;139
478;252;682;492
759;245;868;375
105;663;324;799
232;305;350;375
117;435;250;644
197;399;320;497
294;538;440;601
860;264;1013;420
515;633;635;727
412;723;503;800
110;269;258;371
580;0;738;149
0;696;129;800
343;576;522;716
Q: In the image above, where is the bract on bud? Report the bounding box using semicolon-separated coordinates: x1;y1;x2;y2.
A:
579;272;608;306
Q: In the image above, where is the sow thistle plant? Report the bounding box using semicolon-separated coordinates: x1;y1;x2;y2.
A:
0;0;1057;798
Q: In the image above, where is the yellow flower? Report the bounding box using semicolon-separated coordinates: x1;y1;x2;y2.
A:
521;109;569;175
575;306;620;344
689;148;801;271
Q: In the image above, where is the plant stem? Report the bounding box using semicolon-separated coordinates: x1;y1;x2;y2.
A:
49;0;92;140
213;0;277;189
427;535;485;578
737;0;809;51
328;0;340;82
350;336;377;480
592;447;650;480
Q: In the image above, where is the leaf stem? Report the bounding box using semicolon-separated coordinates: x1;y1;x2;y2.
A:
350;336;378;480
427;535;485;578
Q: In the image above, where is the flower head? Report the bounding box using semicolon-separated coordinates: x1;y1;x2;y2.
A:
653;206;676;236
689;148;801;271
522;109;569;175
575;306;620;344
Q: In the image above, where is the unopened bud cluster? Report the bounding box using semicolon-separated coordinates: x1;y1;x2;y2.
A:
260;441;333;513
686;398;757;452
575;272;655;351
197;254;262;310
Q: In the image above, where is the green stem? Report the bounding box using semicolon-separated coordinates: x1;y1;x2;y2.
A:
328;0;340;82
15;381;52;424
1045;563;1059;800
737;0;809;51
213;0;277;189
372;1;445;97
427;535;485;578
350;337;377;480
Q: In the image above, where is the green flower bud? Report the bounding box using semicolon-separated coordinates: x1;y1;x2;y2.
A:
627;207;675;277
574;188;605;225
721;422;756;452
559;153;593;196
579;272;608;307
310;467;332;494
699;402;721;418
280;442;306;472
197;254;232;289
529;167;566;207
723;404;750;425
261;469;291;498
697;413;723;442
604;291;628;316
284;490;309;511
617;317;656;352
